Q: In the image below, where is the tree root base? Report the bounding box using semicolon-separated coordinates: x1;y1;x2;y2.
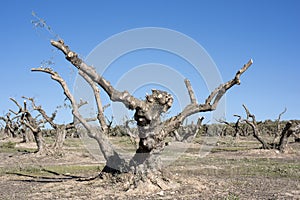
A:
100;169;178;193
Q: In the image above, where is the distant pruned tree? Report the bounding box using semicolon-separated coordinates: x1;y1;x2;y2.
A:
241;105;300;152
8;96;94;155
9;98;46;153
218;114;243;138
173;117;204;142
0;112;18;138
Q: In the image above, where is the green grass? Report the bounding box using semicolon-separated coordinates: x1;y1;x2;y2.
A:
224;192;240;200
0;141;36;153
211;146;253;153
0;141;17;153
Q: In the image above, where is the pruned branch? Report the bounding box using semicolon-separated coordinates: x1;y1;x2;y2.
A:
184;79;197;104
163;60;253;136
242;104;271;149
51;40;147;111
78;70;108;132
275;108;287;138
206;59;253;108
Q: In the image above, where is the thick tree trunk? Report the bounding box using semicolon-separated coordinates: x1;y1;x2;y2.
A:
32;130;44;153
278;122;300;152
53;126;66;151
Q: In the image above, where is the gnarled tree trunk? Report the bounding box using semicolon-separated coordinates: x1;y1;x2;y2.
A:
32;38;253;183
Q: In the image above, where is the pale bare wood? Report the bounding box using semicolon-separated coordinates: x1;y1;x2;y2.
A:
78;70;108;132
31;67;125;172
51;40;147;111
10;97;45;152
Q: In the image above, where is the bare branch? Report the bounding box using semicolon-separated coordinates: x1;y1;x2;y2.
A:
79;70;108;132
22;96;57;129
77;99;88;108
206;59;253;108
242;105;271;149
9;98;23;114
9;109;19;116
163;60;253;135
51;40;147;111
276;108;287;134
184;79;197;104
31;67;123;165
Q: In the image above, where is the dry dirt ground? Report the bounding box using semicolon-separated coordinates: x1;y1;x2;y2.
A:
0;136;299;200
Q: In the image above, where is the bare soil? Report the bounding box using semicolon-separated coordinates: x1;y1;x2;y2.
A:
0;136;299;199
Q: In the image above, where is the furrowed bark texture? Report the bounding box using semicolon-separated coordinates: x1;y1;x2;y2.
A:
51;39;252;173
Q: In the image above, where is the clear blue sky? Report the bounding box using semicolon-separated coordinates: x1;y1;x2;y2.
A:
0;0;299;124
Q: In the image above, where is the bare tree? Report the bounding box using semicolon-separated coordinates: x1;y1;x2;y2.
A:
0;113;18;138
173;117;204;142
8;96;89;154
9;98;46;153
22;97;74;151
218;114;242;138
273;108;287;144
31;38;252;185
242;104;300;152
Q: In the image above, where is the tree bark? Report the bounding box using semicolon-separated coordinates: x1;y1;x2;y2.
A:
273;108;287;144
278;122;300;152
52;125;67;151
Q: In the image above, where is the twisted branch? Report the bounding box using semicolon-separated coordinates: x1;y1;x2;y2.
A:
51;40;147;111
163;60;253;136
31;67;124;167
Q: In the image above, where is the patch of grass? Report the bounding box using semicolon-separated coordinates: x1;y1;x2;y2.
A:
63;138;83;148
211;146;251;153
224;192;240;200
0;141;17;153
232;158;299;179
1;141;16;148
240;160;300;178
173;155;300;180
